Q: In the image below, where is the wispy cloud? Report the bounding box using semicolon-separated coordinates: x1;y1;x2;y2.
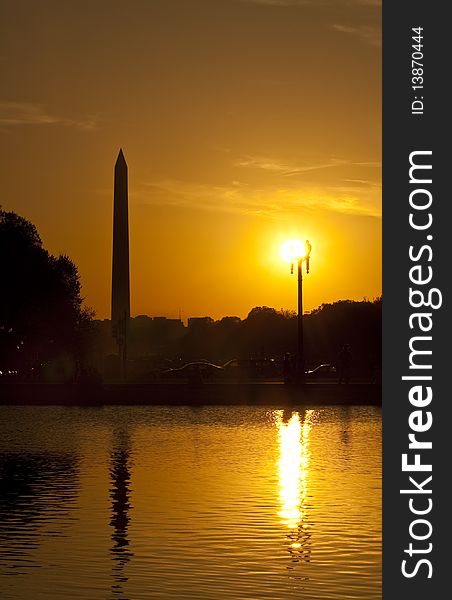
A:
234;155;298;173
354;161;381;167
342;178;380;187
240;0;314;6
331;24;381;47
135;146;381;218
135;178;381;219
234;154;380;176
0;102;97;129
241;0;381;6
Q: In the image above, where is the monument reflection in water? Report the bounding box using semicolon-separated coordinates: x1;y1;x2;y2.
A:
274;410;314;566
109;430;133;599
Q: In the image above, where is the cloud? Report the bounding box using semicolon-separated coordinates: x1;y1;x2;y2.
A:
354;161;381;167
234;154;380;176
239;0;382;46
331;24;381;47
240;0;314;5
342;178;381;187
0;102;97;129
135;177;381;220
241;0;381;6
234;155;298;173
134;152;381;219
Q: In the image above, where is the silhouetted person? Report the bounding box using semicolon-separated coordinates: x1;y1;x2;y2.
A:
283;353;296;384
337;344;352;384
188;366;203;386
371;363;382;385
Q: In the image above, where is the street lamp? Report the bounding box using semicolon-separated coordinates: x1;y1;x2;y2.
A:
281;239;312;382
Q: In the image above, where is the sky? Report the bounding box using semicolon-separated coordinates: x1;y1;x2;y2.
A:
0;0;381;321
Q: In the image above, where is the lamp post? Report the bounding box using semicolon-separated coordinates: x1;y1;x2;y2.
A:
282;239;312;382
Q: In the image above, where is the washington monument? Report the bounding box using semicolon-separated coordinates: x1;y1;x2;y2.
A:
111;149;130;367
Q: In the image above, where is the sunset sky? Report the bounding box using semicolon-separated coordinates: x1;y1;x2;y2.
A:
0;0;381;321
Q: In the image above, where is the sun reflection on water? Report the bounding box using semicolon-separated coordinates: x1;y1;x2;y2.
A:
274;409;315;563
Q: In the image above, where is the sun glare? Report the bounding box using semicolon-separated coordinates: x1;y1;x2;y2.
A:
280;239;304;263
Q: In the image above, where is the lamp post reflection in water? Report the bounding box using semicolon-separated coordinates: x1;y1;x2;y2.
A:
274;409;315;565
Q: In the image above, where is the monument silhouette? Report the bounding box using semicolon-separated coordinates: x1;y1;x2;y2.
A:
111;149;130;371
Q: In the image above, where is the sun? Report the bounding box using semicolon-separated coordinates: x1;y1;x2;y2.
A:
280;239;305;263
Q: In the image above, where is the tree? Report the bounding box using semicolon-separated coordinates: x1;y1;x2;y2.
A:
304;298;382;373
241;307;291;357
0;209;93;375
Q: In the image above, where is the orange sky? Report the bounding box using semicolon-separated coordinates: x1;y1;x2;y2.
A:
0;0;381;321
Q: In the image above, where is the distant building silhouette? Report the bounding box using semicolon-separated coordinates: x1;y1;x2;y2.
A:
188;317;214;330
151;317;185;338
152;316;183;325
111;149;130;369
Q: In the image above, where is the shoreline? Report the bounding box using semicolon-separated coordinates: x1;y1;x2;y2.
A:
0;381;381;407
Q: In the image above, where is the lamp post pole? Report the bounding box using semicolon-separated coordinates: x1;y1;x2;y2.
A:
297;258;304;382
282;238;311;384
286;239;310;383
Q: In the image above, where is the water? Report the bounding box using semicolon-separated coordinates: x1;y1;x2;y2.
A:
0;405;381;599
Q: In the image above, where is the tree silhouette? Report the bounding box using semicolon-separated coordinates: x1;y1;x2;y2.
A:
304;298;382;374
0;209;93;375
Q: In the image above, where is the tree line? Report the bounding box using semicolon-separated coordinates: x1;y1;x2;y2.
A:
122;300;381;376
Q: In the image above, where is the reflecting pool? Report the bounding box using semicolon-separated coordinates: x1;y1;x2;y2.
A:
0;405;381;599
